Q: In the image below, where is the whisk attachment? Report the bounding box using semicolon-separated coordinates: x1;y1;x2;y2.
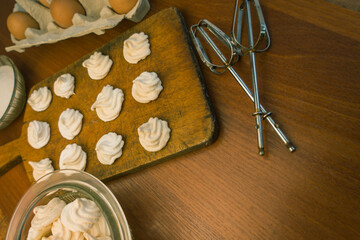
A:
261;111;272;120
231;0;270;55
232;0;266;155
189;0;295;154
190;20;239;75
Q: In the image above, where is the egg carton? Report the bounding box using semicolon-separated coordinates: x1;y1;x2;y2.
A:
5;0;150;53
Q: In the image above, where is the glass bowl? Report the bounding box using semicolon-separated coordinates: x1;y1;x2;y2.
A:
6;169;132;240
0;55;26;130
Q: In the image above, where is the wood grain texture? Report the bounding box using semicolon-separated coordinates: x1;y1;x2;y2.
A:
0;0;359;239
0;208;8;240
0;164;31;220
0;140;23;177
324;0;360;11
0;8;216;182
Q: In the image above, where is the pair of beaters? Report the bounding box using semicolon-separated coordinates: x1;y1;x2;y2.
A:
190;0;295;155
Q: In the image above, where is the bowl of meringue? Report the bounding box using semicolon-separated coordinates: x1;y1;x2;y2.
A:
6;169;132;240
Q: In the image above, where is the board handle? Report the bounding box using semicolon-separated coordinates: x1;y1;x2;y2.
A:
0;138;24;177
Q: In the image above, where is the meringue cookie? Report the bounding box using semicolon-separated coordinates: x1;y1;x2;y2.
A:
41;235;54;240
132;71;163;103
138;117;171;152
46;234;82;240
88;214;111;238
51;218;72;240
70;232;85;240
58;108;83;140
95;132;124;165
84;233;111;240
28;158;54;181
97;237;111;240
83;233;96;240
82;52;113;80
52;218;85;240
59;143;87;171
54;73;75;99
28;225;51;240
27;120;51;149
31;198;66;232
123;32;151;64
91;85;124;122
28;86;52;112
61;198;101;233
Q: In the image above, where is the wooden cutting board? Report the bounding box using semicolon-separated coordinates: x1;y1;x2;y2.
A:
0;8;217;182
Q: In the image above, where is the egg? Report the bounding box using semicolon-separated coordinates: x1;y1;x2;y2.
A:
50;0;86;28
109;0;138;14
39;0;51;8
7;12;40;40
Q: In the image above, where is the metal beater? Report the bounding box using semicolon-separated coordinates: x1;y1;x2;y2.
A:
190;0;295;154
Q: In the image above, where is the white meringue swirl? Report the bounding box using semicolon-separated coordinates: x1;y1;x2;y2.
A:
51;218;72;240
54;73;75;99
123;32;151;64
97;236;111;240
97;237;111;240
58;108;83;140
51;218;85;240
27;225;51;240
83;233;96;240
59;143;87;171
138;117;171;152
84;233;111;240
27;120;51;149
28;158;54;181
95;132;124;165
91;85;124;122
28;86;52;112
61;198;101;233
31;198;66;232
88;214;111;238
41;235;55;240
132;71;163;103
71;232;85;240
82;52;113;80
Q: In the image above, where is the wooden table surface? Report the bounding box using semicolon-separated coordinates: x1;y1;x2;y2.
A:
0;0;359;239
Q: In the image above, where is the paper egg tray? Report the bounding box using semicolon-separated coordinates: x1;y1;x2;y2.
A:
5;0;150;53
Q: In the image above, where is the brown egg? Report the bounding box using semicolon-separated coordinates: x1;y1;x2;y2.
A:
109;0;138;14
39;0;51;8
50;0;86;28
7;12;40;40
